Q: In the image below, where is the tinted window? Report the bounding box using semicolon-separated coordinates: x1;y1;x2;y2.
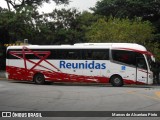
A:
136;57;147;69
25;54;40;59
55;49;81;59
82;49;109;60
26;49;51;59
112;50;136;66
7;49;109;60
7;49;22;59
7;49;51;59
136;53;147;70
112;50;147;68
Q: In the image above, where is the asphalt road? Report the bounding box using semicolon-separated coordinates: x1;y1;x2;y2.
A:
0;79;160;120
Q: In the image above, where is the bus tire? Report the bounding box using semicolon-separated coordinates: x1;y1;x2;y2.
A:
110;75;123;87
34;73;45;85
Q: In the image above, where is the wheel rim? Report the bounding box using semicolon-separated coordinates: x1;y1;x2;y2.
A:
36;75;43;83
114;78;121;84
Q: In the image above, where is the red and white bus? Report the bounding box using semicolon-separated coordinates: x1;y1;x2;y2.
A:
6;43;155;86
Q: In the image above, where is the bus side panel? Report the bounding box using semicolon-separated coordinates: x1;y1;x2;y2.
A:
109;62;143;85
6;59;110;83
6;60;27;80
6;56;145;85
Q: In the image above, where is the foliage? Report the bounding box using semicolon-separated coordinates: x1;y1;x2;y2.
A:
92;0;160;21
77;11;102;28
0;7;83;45
1;0;160;61
43;8;81;44
69;11;103;43
92;0;160;43
0;7;37;42
146;42;160;61
47;8;80;30
4;0;69;11
85;17;155;45
85;16;160;60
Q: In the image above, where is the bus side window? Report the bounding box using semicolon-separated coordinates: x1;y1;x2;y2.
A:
49;49;58;59
137;58;146;69
82;49;109;60
67;51;78;59
81;50;91;60
7;49;21;59
112;50;136;66
56;49;81;60
86;51;92;60
136;53;147;70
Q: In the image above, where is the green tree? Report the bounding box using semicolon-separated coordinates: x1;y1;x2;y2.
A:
0;0;71;45
85;17;155;45
92;0;160;42
0;6;48;44
4;0;69;11
44;10;103;44
0;7;15;43
43;8;81;44
92;0;160;60
92;0;160;20
70;11;103;43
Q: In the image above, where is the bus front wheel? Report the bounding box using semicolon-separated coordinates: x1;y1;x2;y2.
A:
110;75;123;87
34;73;45;85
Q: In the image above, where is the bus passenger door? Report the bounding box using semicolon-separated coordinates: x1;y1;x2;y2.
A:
136;57;148;84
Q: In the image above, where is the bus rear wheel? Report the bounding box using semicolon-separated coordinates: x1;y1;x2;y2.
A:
110;75;123;87
34;73;45;85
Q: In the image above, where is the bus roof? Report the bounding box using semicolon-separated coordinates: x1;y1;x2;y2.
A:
74;43;147;51
7;43;147;51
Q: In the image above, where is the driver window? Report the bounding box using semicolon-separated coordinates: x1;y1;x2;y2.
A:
137;57;147;70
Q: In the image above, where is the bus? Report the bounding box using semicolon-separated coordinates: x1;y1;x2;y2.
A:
6;43;155;87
